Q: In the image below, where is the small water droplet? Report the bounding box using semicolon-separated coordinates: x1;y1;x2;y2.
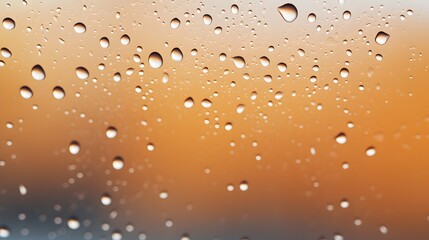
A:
100;37;110;48
147;143;155;152
148;52;163;69
112;156;124;170
201;99;212;108
19;184;27;195
31;65;45;80
232;56;245;68
67;218;80;230
69;141;80;155
379;225;388;234
307;13;316;22
159;191;169;199
365;146;376;156
184;97;194;108
239;181;249;191
224;122;233;131
342;11;351;20
236;104;245;114
278;3;298;22
340;199;350;208
375;31;390;45
101;194;112;206
335;133;347;144
171;48;183;61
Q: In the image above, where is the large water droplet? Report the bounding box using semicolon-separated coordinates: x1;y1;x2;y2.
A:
239;181;249;191
1;48;11;58
278;3;298;22
203;14;212;25
170;18;180;29
2;17;15;30
340;68;349;78
20;86;33;99
171;48;183;61
112;156;124;170
231;4;239;14
0;226;10;238
75;67;89;80
365;146;376;156
31;65;46;80
101;193;112;206
335;133;347;144
224;122;233;131
120;34;130;45
232;56;245;68
67;218;80;230
73;22;86;33
375;31;390;45
148;52;163;69
342;10;351;20
52;86;65;100
201;99;212;108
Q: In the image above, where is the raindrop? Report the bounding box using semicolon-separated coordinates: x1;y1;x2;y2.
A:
19;184;27;195
201;99;212;108
2;18;15;30
31;65;46;80
106;127;118;139
120;34;130;45
73;22;86;33
20;86;33;99
365;146;376;157
0;227;10;238
52;86;65;99
75;67;89;80
159;191;168;199
1;48;11;58
307;13;316;22
259;56;270;66
170;18;180;29
379;225;388;234
203;14;212;25
239;181;249;191
277;62;287;72
67;218;80;230
101;194;112;206
340;68;349;78
231;4;239;14
236;104;245;114
147;143;155;152
342;11;351;20
335;133;347;144
69;141;80;155
224;122;233;131
278;3;298;22
375;31;390;45
100;37;110;48
148;52;163;69
171;48;183;61
112;156;124;170
184;97;194;108
340;199;350;208
232;56;245;68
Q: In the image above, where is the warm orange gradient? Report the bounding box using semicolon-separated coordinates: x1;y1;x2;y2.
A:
0;0;428;239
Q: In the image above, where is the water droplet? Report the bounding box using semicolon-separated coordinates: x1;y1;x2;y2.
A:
365;146;376;157
1;48;11;58
112;156;124;170
236;104;245;114
0;227;10;238
75;67;89;80
277;62;287;72
184;97;194;108
147;143;155;152
335;133;347;144
232;56;245;68
375;31;390;45
112;231;122;240
170;18;180;29
379;225;388;234
259;56;270;66
2;17;15;30
201;99;212;108
67;218;80;230
148;52;163;69
19;184;27;195
224;122;233;131
354;218;362;226
159;191;169;199
340;68;349;78
20;86;33;99
239;181;249;191
101;194;112;206
171;48;183;61
31;65;45;80
52;86;65;100
342;11;351;20
340;199;350;208
275;91;284;100
203;14;212;25
73;22;86;33
231;4;239;14
100;37;110;48
278;3;298;22
69;141;80;155
214;27;222;35
120;34;130;45
307;13;316;22
106;127;118;139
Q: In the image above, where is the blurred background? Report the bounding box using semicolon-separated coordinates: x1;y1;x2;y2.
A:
0;0;428;239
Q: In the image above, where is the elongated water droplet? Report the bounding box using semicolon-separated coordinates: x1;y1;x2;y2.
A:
278;3;298;22
1;48;11;58
203;14;212;25
375;31;390;45
366;146;376;156
232;56;245;68
201;99;212;108
148;52;163;69
231;4;239;14
75;67;89;80
20;86;33;99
